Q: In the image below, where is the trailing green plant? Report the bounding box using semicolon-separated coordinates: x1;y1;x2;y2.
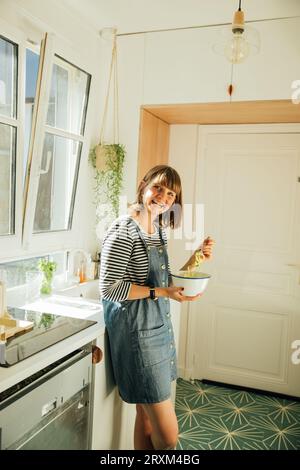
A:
89;143;125;232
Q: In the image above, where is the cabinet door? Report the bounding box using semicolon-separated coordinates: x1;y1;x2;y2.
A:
91;333;136;450
117;35;145;202
143;28;231;104
232;18;300;101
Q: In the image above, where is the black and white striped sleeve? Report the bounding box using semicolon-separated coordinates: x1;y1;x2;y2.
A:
99;221;133;301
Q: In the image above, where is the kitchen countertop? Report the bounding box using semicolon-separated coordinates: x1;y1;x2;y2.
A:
0;308;105;394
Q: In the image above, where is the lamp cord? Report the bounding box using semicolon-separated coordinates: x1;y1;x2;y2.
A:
238;0;242;11
229;63;234;102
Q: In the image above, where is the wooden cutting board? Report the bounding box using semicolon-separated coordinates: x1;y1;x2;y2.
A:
0;317;34;341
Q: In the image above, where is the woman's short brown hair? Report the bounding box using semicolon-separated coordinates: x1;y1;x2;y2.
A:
133;165;183;229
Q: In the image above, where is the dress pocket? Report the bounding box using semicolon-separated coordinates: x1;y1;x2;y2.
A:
138;324;170;367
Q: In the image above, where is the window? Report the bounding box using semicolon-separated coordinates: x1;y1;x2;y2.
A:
0;36;18;236
0;30;92;258
24;47;39;186
33;56;90;233
0;252;65;289
23;34;92;251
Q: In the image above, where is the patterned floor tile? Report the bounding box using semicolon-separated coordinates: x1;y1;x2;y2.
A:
175;378;300;450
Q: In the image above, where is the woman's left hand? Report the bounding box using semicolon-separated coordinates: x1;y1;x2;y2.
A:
200;236;215;260
172;290;203;303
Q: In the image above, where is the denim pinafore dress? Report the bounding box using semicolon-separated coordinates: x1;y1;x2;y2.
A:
102;219;177;404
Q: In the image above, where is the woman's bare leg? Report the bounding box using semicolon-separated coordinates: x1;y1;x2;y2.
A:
134;404;154;450
142;399;178;450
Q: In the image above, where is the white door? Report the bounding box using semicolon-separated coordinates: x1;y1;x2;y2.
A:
188;128;300;397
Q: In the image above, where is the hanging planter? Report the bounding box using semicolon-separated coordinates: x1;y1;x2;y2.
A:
89;31;126;235
89;142;125;220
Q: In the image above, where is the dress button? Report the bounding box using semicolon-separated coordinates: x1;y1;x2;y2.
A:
166;313;170;318
162;281;165;286
159;248;163;254
171;360;174;365
165;297;168;301
122;307;126;311
161;264;166;270
170;343;173;349
147;246;151;251
168;328;171;333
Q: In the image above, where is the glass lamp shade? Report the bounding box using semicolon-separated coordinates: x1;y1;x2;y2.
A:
224;32;250;64
213;24;260;64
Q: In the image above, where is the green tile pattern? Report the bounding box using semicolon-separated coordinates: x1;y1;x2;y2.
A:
175;378;300;450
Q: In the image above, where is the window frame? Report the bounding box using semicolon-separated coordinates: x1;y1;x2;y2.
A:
23;33;93;253
0;22;94;261
0;19;26;259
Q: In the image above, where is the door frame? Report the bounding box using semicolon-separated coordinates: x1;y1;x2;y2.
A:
138;101;300;381
137;100;300;184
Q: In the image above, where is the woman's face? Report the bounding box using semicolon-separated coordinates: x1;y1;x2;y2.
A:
143;182;176;217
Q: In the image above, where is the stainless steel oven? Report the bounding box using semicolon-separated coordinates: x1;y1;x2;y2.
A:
0;343;93;450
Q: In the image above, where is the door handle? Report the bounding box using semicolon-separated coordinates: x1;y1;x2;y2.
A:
39;151;52;175
92;345;103;364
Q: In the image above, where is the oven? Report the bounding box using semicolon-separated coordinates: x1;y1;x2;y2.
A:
0;343;93;450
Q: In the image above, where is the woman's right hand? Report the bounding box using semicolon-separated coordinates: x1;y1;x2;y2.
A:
163;286;202;303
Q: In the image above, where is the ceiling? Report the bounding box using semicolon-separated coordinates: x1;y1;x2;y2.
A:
61;0;300;36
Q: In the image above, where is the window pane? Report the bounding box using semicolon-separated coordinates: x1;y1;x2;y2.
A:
24;48;40;185
33;133;82;233
46;56;90;135
0;123;16;235
0;252;65;288
0;36;17;119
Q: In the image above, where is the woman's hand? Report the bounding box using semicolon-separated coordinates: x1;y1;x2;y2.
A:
180;236;216;271
164;286;202;303
200;236;215;260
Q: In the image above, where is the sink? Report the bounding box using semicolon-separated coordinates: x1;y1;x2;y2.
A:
57;279;100;300
22;280;102;320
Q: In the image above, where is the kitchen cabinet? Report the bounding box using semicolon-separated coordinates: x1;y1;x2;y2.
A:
0;345;93;450
143;28;231;104
232;18;300;101
91;332;135;450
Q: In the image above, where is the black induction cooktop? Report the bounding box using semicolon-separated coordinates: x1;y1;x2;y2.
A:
0;307;97;367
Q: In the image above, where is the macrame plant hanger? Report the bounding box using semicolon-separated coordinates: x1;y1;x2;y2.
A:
95;31;119;171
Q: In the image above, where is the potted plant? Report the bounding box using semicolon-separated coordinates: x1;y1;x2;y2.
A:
89;32;126;235
38;259;57;295
89;142;125;229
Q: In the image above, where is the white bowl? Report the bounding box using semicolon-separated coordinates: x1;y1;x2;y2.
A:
171;271;211;296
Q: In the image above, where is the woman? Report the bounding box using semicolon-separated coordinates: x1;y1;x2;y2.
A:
100;165;214;450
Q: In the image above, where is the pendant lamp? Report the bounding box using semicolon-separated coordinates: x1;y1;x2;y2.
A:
213;0;260;64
